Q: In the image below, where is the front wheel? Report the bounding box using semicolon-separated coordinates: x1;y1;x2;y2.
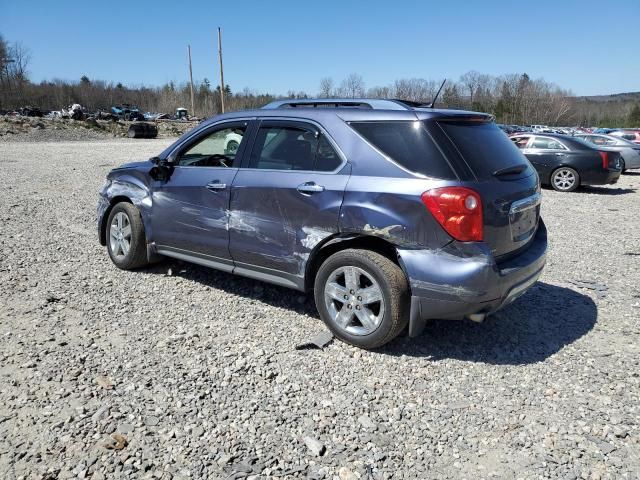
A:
106;202;149;270
620;159;626;173
314;249;408;349
551;167;580;192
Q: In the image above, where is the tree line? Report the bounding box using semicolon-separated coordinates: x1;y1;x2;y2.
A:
1;34;639;127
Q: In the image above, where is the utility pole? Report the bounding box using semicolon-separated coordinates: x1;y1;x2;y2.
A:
217;27;225;113
188;45;195;117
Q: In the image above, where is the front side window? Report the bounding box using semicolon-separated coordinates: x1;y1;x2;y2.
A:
177;125;247;167
248;124;342;171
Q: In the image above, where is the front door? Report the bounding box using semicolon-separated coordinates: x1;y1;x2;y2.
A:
151;121;251;269
229;120;350;288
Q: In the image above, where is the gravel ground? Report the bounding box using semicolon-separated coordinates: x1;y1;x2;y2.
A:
0;139;638;480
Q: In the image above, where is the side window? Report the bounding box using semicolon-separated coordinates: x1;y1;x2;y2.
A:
177;125;246;167
248;123;342;172
316;135;342;171
531;137;565;150
531;137;549;149
510;136;529;149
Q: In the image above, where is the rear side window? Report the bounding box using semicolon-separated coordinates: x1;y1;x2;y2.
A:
248;124;342;172
438;121;529;177
530;137;566;150
350;121;455;179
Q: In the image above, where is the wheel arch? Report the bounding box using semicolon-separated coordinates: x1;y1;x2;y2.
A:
304;234;407;292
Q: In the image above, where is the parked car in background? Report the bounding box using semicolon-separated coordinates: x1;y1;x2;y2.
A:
610;129;640;145
510;133;622;192
98;99;547;349
593;128;619;134
574;134;640;172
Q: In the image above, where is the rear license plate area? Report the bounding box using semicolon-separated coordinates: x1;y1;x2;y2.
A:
509;194;541;243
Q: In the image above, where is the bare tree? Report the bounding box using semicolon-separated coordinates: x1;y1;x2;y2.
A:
460;70;483;107
318;77;334;98
340;73;365;98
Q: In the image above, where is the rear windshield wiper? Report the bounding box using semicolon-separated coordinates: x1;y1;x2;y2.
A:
493;165;527;177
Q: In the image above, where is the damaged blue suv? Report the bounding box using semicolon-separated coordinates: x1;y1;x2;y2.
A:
98;99;547;349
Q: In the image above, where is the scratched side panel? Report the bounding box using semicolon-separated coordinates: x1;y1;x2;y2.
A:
229;165;351;277
339;175;453;249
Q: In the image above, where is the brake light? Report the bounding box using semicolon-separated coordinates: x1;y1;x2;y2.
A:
421;187;483;242
598;151;609;169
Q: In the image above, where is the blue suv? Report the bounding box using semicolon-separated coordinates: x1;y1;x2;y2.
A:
98;99;547;349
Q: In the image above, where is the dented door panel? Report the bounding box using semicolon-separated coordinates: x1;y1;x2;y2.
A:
150;167;238;259
229;164;351;277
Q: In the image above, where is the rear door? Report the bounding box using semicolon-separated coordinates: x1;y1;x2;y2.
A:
522;135;570;181
229;119;349;287
151;121;251;267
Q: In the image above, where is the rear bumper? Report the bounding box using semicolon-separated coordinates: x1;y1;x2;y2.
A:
582;169;620;185
398;220;547;337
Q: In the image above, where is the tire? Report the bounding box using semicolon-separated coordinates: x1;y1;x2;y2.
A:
551;167;580;192
620;159;626;173
314;249;409;349
106;202;149;270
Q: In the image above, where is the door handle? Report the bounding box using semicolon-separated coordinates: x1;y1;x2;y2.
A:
555;152;565;156
206;181;227;191
297;182;325;194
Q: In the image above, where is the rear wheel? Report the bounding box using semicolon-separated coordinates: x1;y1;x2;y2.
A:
314;249;408;349
551;167;579;192
106;202;149;270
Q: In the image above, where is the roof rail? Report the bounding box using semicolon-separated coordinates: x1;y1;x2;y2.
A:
261;98;421;111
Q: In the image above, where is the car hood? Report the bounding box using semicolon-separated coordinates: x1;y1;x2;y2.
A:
111;160;152;172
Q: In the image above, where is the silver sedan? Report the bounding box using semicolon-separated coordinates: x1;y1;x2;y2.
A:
575;134;640;171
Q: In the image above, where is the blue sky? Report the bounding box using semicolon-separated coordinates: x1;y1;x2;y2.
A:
1;0;638;96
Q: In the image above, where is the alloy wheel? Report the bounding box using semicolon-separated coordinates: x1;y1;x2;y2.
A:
323;266;385;336
109;212;132;260
552;169;576;191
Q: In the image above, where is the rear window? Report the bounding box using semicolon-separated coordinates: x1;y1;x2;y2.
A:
350;121;455;179
437;121;529;177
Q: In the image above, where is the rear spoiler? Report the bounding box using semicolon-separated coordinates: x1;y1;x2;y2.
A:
434;114;495;124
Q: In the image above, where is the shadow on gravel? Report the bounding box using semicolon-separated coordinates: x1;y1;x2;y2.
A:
622;171;640;176
141;262;596;364
380;282;597;365
579;186;636;195
141;259;319;317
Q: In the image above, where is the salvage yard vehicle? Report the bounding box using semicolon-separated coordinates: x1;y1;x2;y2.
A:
510;133;622;192
574;133;640;172
98;99;547;349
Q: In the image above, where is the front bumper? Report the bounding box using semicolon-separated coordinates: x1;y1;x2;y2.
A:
97;195;110;245
398;221;548;337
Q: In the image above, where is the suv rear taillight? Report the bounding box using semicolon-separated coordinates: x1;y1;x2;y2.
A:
421;187;483;242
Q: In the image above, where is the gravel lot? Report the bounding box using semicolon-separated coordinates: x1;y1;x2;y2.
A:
1;139;639;480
